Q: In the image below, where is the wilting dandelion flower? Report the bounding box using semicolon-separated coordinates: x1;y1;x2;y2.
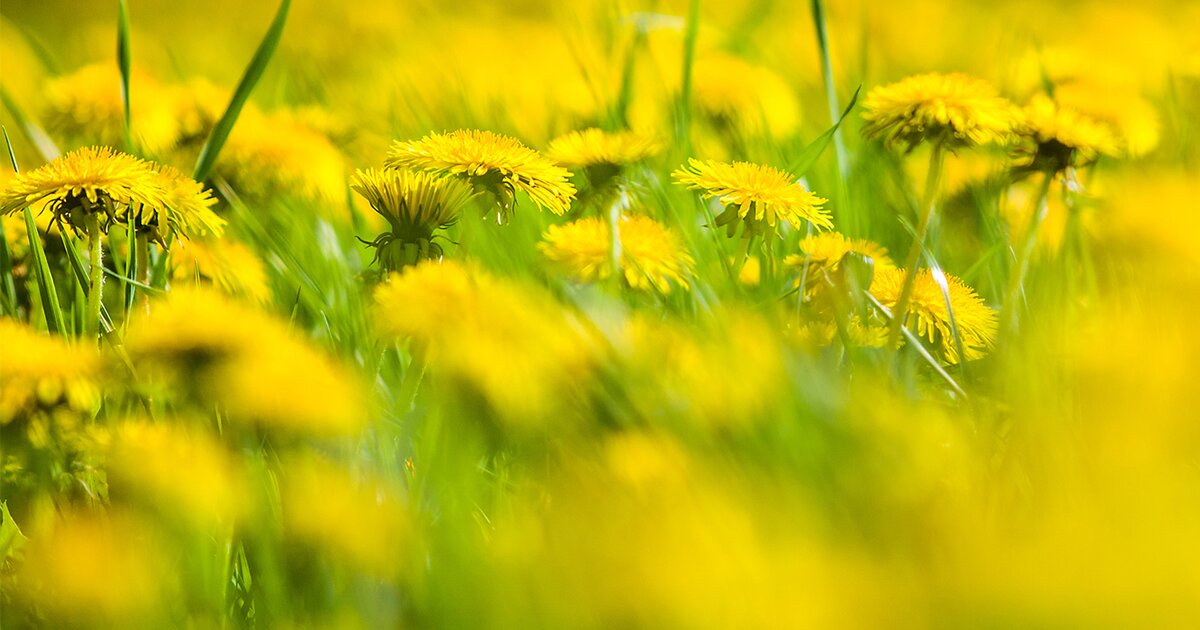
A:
539;214;694;293
170;237;272;304
385;129;576;221
673;159;831;237
862;72;1015;151
1015;95;1121;172
351;168;475;269
870;268;997;363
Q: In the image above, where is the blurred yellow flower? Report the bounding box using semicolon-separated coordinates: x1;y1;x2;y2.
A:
862;72;1015;150
108;420;248;527
693;54;801;138
216;109;348;204
170;236;272;304
42;63;182;154
1053;82;1160;157
545;128;661;169
539;214;694;293
870;268;997;363
673;159;831;237
126;288;367;435
1015;95;1121;171
16;510;175;625
386;129;576;220
351;168;475;268
279;456;408;577
785;232;896;280
0;319;100;424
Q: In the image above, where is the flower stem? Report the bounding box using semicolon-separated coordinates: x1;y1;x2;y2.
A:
1001;170;1054;336
607;189;625;287
84;212;104;339
886;142;946;350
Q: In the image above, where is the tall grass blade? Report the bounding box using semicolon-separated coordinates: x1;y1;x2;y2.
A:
117;0;134;152
192;0;292;182
675;0;701;154
810;0;849;181
0;86;61;162
786;85;860;176
5;128;66;334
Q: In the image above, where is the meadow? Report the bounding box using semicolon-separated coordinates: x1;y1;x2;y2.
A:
2;0;1199;627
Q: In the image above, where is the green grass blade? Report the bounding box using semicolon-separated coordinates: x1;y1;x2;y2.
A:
786;84;860;176
23;209;66;334
675;0;701;155
192;0;292;182
0;209;17;315
810;0;849;181
117;0;134;152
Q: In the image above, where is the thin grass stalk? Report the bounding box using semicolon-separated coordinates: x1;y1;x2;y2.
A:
886;142;947;349
1001;169;1054;336
607;188;626;287
84;210;104;339
676;0;702;155
810;0;848;185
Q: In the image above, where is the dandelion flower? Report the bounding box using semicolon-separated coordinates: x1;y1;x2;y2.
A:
539;214;694;293
42;63;182;154
385;129;575;220
0;147;221;241
1053;82;1159;157
673;159;831;237
0;319;100;424
546;128;661;171
351;168;475;269
870;268;997;363
216;109;348;204
785;232;896;279
693;54;801;138
862;72;1015;151
1015;94;1121;171
170;237;271;304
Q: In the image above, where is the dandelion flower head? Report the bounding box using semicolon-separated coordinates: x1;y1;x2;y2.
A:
539;214;694;293
673;159;831;237
862;72;1016;151
870;268;997;363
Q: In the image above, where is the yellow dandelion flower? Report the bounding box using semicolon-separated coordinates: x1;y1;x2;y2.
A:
279;455;408;577
126;288;367;435
373;260;596;425
785;232;896;279
870;268;997;363
42;63;182;154
1015;94;1121;171
16;510;175;625
108;420;249;528
545;128;661;169
693;54;801;138
217;109;348;204
539;214;694;293
0;319;100;424
673;159;831;237
0;147;219;241
1053;82;1160;157
385;129;576;220
862;72;1016;150
170;237;271;304
351;168;475;269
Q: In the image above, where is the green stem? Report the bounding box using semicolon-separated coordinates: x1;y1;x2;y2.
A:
84;212;104;339
733;234;757;283
886;143;946;350
607;190;625;286
1001;170;1054;336
135;236;150;315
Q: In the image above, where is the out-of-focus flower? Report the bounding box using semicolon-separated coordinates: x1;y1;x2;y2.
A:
170;236;272;304
1015;95;1121;171
862;72;1016;151
42;64;182;155
785;232;895;282
539;214;693;293
0;147;223;242
870;268;997;363
546;128;661;170
373;260;595;425
0;319;100;424
126;288;366;435
1052;82;1159;157
108;420;248;528
386;129;576;221
15;510;175;625
279;455;408;577
693;54;801;138
215;109;348;204
673;159;831;237
351;168;475;269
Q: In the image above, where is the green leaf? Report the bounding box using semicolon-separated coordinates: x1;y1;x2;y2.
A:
0;207;17;315
786;84;861;176
0;502;28;562
117;0;134;152
4;128;67;334
192;0;292;182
